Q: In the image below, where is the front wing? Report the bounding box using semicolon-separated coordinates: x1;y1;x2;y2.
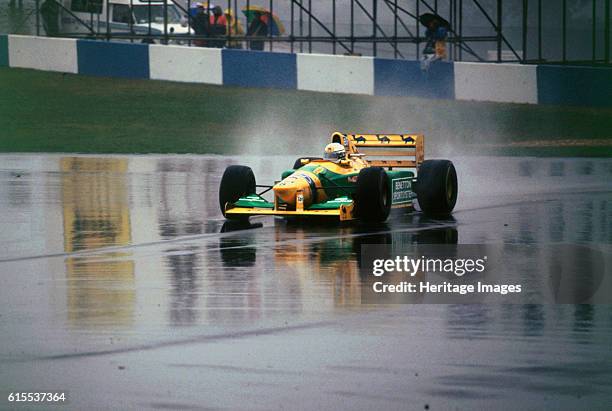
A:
225;195;357;221
225;205;356;221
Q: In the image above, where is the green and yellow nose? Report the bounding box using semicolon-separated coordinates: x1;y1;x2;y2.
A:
273;171;322;207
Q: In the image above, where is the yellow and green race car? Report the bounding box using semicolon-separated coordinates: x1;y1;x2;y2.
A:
219;132;458;222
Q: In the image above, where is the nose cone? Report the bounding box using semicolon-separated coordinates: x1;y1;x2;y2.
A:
273;173;314;206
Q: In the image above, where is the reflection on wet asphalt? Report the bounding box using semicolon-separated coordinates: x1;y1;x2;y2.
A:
0;154;611;410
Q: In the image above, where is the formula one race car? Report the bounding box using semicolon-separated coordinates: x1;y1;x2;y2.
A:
219;132;457;222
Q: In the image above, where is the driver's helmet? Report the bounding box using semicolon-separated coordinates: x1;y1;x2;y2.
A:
323;143;346;161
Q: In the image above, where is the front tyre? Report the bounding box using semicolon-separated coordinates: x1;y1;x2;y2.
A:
415;160;458;216
355;167;391;222
219;165;256;219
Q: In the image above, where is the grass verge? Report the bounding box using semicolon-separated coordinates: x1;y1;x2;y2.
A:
1;67;611;156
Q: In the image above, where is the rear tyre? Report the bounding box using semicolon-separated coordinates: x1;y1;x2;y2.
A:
415;160;458;216
292;157;322;169
219;165;256;219
355;167;391;222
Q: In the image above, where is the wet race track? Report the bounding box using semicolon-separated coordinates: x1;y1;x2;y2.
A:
1;154;612;410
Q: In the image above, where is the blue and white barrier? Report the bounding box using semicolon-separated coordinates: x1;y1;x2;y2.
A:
454;62;538;104
374;59;455;99
537;65;612;108
0;35;8;67
149;45;222;84
8;35;77;73
1;35;610;107
222;49;296;89
297;54;374;95
77;40;149;79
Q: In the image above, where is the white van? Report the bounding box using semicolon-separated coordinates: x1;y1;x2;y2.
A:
58;0;191;41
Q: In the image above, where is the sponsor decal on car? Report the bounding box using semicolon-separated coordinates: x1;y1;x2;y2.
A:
391;177;412;204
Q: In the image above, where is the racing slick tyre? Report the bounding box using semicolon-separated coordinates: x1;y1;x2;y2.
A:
219;165;256;219
355;167;391;222
415;160;458;217
292;157;323;169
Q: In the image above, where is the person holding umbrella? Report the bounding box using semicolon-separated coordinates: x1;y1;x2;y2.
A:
246;11;268;51
208;6;228;48
241;6;285;51
419;13;450;71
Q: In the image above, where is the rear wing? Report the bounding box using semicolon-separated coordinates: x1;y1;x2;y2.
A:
331;132;424;168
